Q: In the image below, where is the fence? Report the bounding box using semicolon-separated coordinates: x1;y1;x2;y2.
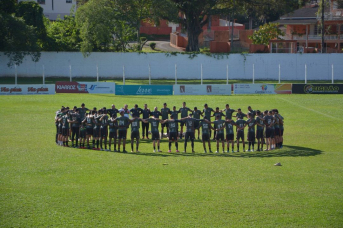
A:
1;52;343;83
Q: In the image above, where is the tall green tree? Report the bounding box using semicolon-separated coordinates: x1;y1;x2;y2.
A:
0;0;41;66
45;8;82;51
169;0;219;52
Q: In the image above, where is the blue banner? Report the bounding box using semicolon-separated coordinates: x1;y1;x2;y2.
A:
115;85;173;95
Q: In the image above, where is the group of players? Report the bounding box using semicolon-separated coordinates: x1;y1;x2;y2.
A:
55;102;284;153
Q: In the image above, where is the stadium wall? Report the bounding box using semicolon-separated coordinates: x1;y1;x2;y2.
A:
0;52;342;80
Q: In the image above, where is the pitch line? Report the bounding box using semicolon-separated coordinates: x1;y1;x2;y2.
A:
277;97;341;121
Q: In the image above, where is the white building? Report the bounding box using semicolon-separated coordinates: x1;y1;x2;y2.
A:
18;0;77;20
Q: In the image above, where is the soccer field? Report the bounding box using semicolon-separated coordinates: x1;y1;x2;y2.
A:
0;94;342;227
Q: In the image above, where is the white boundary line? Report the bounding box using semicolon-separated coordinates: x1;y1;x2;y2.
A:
277;97;341;121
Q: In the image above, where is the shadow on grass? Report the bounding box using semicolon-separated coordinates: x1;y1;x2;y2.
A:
108;145;322;158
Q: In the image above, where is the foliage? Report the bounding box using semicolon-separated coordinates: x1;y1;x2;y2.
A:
169;0;222;52
44;8;82;51
15;1;47;43
149;42;157;50
249;23;284;45
0;2;41;67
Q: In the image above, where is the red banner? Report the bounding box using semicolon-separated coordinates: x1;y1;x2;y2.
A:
55;82;88;93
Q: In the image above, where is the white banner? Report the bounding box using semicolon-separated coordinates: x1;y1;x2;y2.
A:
55;82;115;94
0;84;55;95
173;84;231;95
233;84;292;94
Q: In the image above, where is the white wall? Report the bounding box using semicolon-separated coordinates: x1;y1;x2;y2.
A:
1;52;342;81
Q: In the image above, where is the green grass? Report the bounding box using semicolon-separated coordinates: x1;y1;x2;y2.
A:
0;94;342;227
1;76;342;85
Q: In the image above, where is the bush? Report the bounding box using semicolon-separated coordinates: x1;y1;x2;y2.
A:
149;42;156;50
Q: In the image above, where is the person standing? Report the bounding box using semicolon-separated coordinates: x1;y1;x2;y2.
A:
235;116;247;152
161;103;171;138
182;114;201;153
245;113;257;152
112;110;131;153
108;114;118;152
130;117;141;152
199;117;213;153
162;115;181;152
99;110;109;151
224;118;236;153
202;103;214;139
223;104;236;120
212;107;225;141
255;110;265;151
71;109;81;148
213;114;226;153
192;107;202;140
77;103;89;121
130;104;143;118
142;116;163;152
142;104;150;139
179;102;192;139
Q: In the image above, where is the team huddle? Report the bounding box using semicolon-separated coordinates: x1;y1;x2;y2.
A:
55;102;284;153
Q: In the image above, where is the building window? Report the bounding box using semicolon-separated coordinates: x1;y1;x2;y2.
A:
38;0;45;4
66;0;72;3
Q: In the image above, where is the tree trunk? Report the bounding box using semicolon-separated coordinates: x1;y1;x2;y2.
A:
185;14;203;52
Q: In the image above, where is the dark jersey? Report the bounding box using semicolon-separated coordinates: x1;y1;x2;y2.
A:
109;119;117;132
246;118;256;132
71;113;81;128
203;108;214;120
185;118;198;133
248;110;256;118
161;108;171;120
150;111;161;118
170;110;180;120
93;115;101;129
116;116;129;131
61;115;69;128
131;119;141;132
77;107;89;120
107;109;119;118
142;109;150;119
200;121;210;134
236;112;247;119
225;121;235;135
214;120;225;134
179;107;191;118
168;120;180;133
85;116;93;128
192;110;202;119
264;116;274;128
213;112;225;120
224;108;235;119
256;116;265;130
130;108;143;117
100;115;109;128
236;119;247;132
148;119;160;133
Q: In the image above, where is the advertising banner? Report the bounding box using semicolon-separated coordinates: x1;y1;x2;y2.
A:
173;84;231;95
55;82;115;94
234;84;292;94
115;85;173;95
0;84;55;95
292;84;343;94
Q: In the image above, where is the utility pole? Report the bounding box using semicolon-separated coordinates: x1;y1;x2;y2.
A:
321;0;325;53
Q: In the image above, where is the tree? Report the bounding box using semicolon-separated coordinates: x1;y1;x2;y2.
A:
249;23;284;45
45;7;82;51
169;0;219;52
0;0;41;67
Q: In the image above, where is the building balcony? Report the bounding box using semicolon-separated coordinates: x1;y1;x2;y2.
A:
284;34;342;41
